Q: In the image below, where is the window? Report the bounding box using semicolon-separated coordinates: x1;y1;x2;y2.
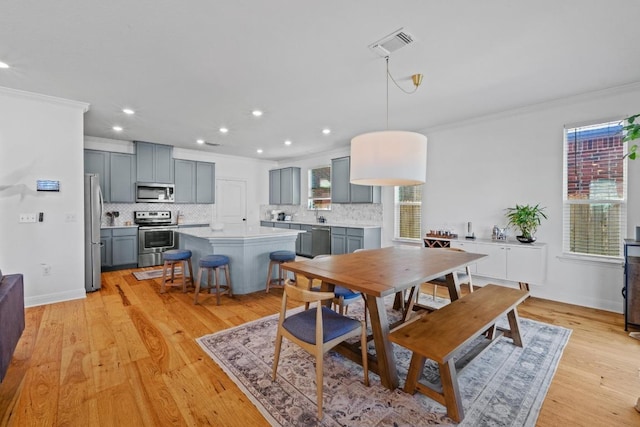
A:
395;185;422;240
563;120;626;258
308;166;331;210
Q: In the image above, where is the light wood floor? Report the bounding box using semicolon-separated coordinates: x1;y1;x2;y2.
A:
1;269;639;426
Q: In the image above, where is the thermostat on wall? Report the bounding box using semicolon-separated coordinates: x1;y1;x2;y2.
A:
36;180;60;192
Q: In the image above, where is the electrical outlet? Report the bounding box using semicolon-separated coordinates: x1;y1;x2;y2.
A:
65;213;77;222
19;213;37;223
41;264;51;276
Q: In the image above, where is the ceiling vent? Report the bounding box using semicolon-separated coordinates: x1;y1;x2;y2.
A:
369;28;415;57
204;141;221;147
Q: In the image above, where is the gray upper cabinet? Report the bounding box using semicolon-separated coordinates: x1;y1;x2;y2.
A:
174;159;196;203
84;149;110;202
331;156;381;204
196;161;215;203
85;149;135;203
269;167;300;205
135;141;174;183
110;153;136;202
269;169;281;205
173;159;215;204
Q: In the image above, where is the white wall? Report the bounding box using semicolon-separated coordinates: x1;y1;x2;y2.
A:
0;87;89;307
379;83;640;312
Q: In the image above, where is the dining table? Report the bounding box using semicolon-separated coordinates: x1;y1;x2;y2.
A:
280;245;487;390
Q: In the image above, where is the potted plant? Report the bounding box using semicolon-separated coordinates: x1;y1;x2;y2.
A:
623;113;640;160
505;203;547;243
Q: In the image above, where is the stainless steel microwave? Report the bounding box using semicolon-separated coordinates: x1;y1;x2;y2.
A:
135;182;175;203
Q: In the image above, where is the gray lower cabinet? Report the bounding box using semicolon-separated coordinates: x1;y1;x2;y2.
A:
110;153;136;202
299;225;313;257
100;229;112;267
101;228;138;271
269;167;300;205
331;156;381;204
173;159;215;203
331;226;381;254
85;150;136;203
260;221;274;227
135;141;174;183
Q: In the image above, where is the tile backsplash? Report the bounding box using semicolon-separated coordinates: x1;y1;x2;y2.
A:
260;204;382;226
102;203;212;227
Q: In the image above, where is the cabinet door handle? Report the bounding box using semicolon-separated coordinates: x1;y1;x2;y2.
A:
622;287;627;299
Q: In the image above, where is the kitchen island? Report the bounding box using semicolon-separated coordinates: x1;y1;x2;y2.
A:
177;224;300;294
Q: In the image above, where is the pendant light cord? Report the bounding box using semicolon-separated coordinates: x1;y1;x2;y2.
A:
386;57;420;95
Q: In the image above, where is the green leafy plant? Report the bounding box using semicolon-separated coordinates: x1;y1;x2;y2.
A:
505;204;547;240
623;114;640;160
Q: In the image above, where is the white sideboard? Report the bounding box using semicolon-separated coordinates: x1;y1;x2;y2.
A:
450;239;547;288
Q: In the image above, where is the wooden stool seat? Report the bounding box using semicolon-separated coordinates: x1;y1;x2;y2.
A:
160;249;194;294
194;254;232;305
265;250;296;293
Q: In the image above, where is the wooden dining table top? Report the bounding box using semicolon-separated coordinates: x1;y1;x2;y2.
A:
282;246;487;297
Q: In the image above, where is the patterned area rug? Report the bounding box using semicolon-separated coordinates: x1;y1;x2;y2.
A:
197;293;571;426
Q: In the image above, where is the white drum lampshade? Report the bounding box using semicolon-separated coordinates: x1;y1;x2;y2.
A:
350;130;427;186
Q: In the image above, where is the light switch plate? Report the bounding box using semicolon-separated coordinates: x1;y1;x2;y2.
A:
19;213;37;223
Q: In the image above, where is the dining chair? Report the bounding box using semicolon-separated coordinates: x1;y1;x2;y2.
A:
272;281;369;419
309;254;368;324
429;247;474;298
403;247;474;321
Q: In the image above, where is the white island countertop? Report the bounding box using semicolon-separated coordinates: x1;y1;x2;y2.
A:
177;224;301;240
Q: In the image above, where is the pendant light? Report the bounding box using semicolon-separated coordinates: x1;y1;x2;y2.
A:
350;56;427;186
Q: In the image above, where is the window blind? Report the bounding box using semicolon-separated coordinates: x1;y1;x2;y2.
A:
563;120;626;257
395;185;422;239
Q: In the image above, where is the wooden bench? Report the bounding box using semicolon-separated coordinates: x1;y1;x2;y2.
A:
388;284;529;422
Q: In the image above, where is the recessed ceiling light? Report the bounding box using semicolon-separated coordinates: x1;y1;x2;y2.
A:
112;126;123;132
322;128;331;135
122;108;135;115
0;61;9;69
284;140;292;146
197;139;205;144
252;110;263;117
257;149;263;154
219;127;229;134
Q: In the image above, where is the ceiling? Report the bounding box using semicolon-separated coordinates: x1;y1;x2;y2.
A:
2;1;639;161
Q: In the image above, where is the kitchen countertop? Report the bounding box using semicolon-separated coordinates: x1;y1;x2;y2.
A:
262;220;381;229
178;224;301;240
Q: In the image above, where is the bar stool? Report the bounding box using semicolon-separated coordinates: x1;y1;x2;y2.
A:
194;254;232;305
160;249;194;294
265;250;297;293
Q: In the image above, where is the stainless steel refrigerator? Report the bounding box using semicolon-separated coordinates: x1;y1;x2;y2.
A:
84;173;103;292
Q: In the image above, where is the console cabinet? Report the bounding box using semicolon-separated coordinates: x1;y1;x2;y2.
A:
624;240;640;330
450;239;547;286
331;156;381;204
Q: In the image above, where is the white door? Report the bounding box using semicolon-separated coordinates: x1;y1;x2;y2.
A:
216;178;247;224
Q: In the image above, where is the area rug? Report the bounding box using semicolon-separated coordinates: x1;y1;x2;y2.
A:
132;267;181;280
196;295;571;426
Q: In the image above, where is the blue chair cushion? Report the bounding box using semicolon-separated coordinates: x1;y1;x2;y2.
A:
163;249;192;261
270;250;296;262
283;306;361;345
310;285;360;300
200;254;230;268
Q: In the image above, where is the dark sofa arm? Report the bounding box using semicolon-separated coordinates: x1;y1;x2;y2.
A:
0;274;25;382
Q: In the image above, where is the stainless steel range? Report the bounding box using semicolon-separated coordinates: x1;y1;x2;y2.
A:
135;211;178;267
